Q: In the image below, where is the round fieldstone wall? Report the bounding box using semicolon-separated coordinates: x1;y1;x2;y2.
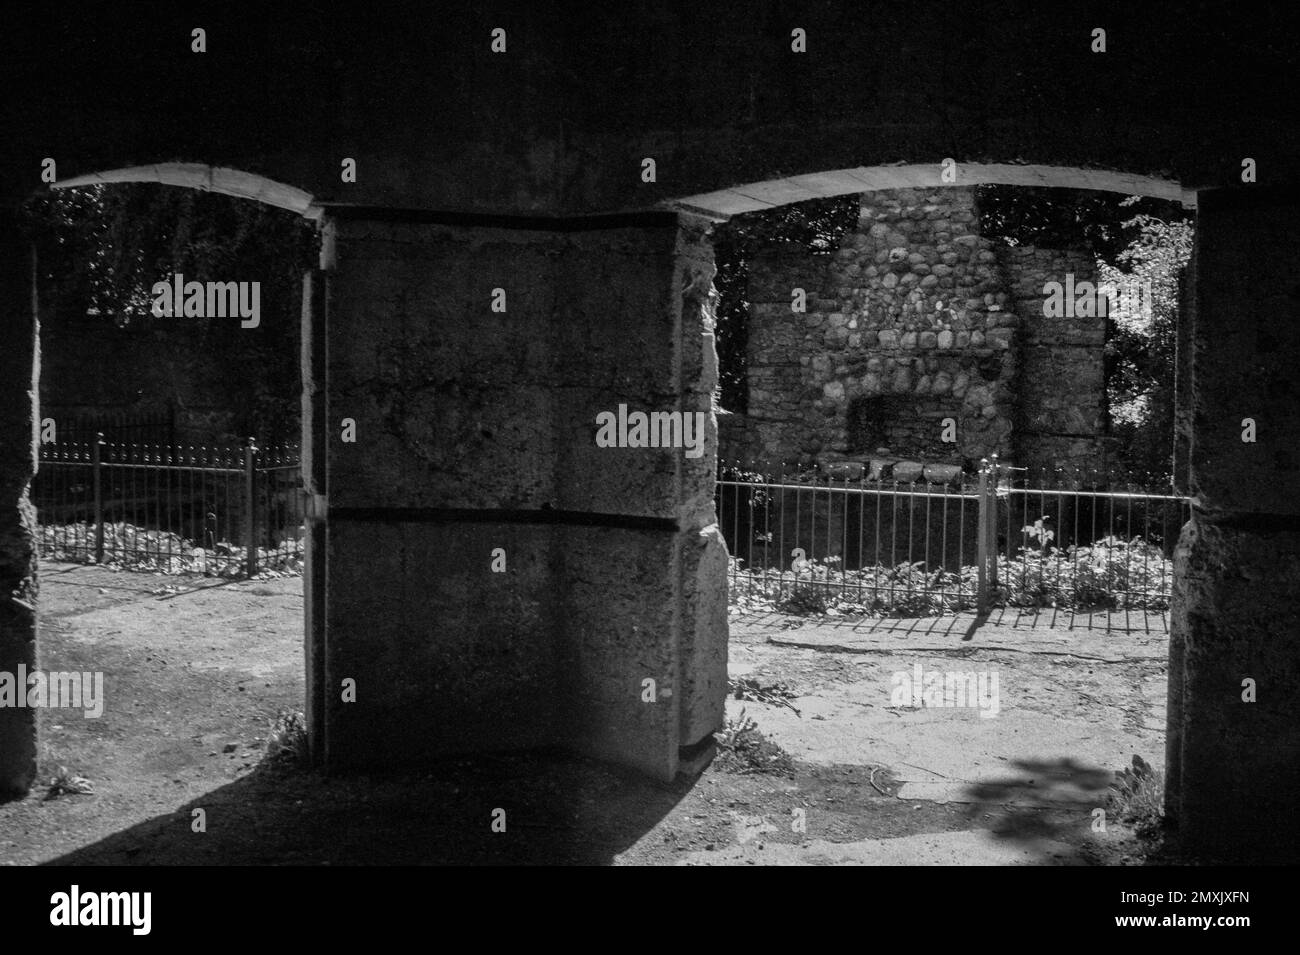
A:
724;187;1107;475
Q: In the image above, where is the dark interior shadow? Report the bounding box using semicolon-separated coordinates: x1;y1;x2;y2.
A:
44;749;696;865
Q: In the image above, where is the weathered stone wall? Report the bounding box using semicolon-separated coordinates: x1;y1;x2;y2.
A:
1165;187;1300;862
725;189;1107;476
1001;244;1109;473
0;206;39;793
314;211;726;781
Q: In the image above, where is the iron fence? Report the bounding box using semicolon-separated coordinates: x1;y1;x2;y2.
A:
34;435;305;578
716;457;1190;620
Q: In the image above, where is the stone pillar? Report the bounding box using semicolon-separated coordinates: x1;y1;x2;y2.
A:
1172;248;1196;495
1167;186;1300;862
300;267;328;764
0;204;39;794
313;209;726;781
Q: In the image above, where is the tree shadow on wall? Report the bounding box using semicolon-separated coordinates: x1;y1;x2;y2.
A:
44;749;695;866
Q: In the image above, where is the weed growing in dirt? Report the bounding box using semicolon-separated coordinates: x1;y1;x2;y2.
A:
730;677;802;716
777;581;832;615
713;708;796;777
1109;755;1165;837
265;711;309;767
45;766;94;800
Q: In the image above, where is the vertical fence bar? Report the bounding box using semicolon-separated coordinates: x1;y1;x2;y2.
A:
976;459;988;613
905;478;915;599
957;475;967;608
807;469;815;583
1106;471;1115;635
245;437;258;578
1142;485;1153;629
92;432;105;563
1125;481;1135;620
990;459;1001;595
940;480;949;611
923;478;932;604
889;476;899;607
1039;474;1048;600
1052;471;1060;599
128;440;137;560
758;464;766;592
873;471;882;603
1072;466;1081;623
841;471;849;601
777;460;786;601
856;469;865;603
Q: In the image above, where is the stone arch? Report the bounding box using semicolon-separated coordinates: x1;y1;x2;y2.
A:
52;164;318;218
665;163;1195;220
1;166;325;792
664;163;1300;862
692;168;1191;472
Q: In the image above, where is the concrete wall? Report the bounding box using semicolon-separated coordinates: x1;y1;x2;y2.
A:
1164;187;1300;862
311;211;726;779
0;206;39;792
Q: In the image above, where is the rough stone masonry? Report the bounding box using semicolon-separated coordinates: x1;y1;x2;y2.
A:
722;188;1108;474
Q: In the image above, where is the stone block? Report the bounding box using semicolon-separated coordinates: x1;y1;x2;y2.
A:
892;461;924;483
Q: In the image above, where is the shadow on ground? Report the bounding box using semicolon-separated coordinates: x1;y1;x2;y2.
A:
958;756;1134;863
44;750;694;865
733;607;1168;637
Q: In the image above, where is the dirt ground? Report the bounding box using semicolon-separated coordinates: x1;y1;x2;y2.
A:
0;562;1169;865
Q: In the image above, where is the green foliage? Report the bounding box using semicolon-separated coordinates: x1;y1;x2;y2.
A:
975;185;1178;260
727;534;1174;618
1001;536;1174;611
1098;206;1193;485
22;184;318;443
978;186;1193;486
777;578;833;615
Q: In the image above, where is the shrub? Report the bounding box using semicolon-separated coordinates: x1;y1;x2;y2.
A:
713;708;796;777
265;710;310;766
725;534;1173;618
1109;755;1165;837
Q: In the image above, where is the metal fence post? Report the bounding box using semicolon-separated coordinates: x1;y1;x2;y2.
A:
976;458;989;612
987;453;1000;594
245;437;258;578
92;432;105;563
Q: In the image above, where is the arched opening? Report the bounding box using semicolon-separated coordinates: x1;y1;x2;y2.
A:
3;168;321;861
673;164;1199;862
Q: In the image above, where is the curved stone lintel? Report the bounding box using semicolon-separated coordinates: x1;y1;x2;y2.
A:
668;163;1196;218
52;164;315;216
